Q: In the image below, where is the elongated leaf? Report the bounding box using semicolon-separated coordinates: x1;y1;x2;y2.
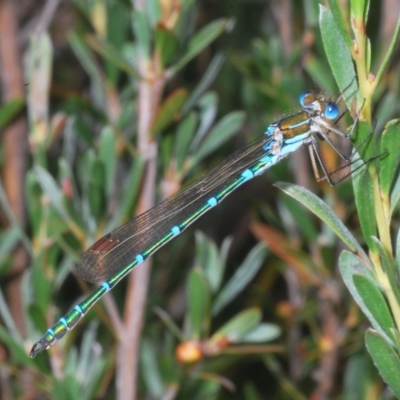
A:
275;182;369;262
141;339;165;398
320;5;357;108
182;52;226;114
241;323;281;343
212;308;262;342
187;268;210;339
195;233;233;294
175;112;198;172
327;0;353;50
352;159;376;250
98;126;117;196
189;92;218;152
86;35;140;78
151;88;188;135
34;166;67;219
353;274;395;341
192;111;246;166
68;33;106;107
365;329;400;398
170;19;232;75
380;119;400;196
339;251;393;343
390;171;400;216
155;26;179;68
372;236;400;307
212;243;267;316
0;325;32;366
132;9;150;59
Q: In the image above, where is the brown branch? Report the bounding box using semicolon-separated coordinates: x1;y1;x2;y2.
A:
116;3;166;399
0;0;29;398
0;0;29;338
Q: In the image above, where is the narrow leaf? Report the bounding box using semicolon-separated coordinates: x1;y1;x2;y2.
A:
320;5;357;108
353;274;395;341
380;119;400;196
241;323;281;343
170;19;232;75
365;329;400;398
339;251;393;343
212;308;262;342
352;160;376;250
212;243;267;316
192;111;246;166
187;268;209;339
275;182;369;262
155;26;179;68
151;88;188;136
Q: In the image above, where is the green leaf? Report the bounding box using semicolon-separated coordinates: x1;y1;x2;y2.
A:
343;353;374;399
0;97;25;130
192;111;246;166
194;232;222;293
0;226;20;270
327;0;353;50
365;329;400;398
68;33;106;105
34;166;67;220
241;323;281;343
0;325;33;366
175;112;198;172
372;236;400;307
212;243;267;316
151;88;188;135
390;170;400;216
87;157;105;220
155;26;179;68
339;251;393;343
132;9;150;59
353;274;395;341
352;158;376;249
141;339;165;398
380;119;400;196
118;155;145;223
98;126;117;196
319;5;357;108
86;35;140;78
275;183;369;262
0;286;21;340
212;308;262;342
182;52;226;114
170;18;232;75
187;268;210;339
189;92;218;152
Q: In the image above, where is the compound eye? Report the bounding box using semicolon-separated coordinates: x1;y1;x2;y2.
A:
299;91;315;106
324;102;339;120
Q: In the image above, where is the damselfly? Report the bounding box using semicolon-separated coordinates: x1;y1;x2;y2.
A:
30;91;359;357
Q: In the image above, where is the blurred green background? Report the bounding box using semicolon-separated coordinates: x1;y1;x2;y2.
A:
0;0;399;399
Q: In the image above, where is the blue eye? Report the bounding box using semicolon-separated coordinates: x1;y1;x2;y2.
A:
299;91;311;106
324;102;339;119
299;91;317;107
299;92;308;106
